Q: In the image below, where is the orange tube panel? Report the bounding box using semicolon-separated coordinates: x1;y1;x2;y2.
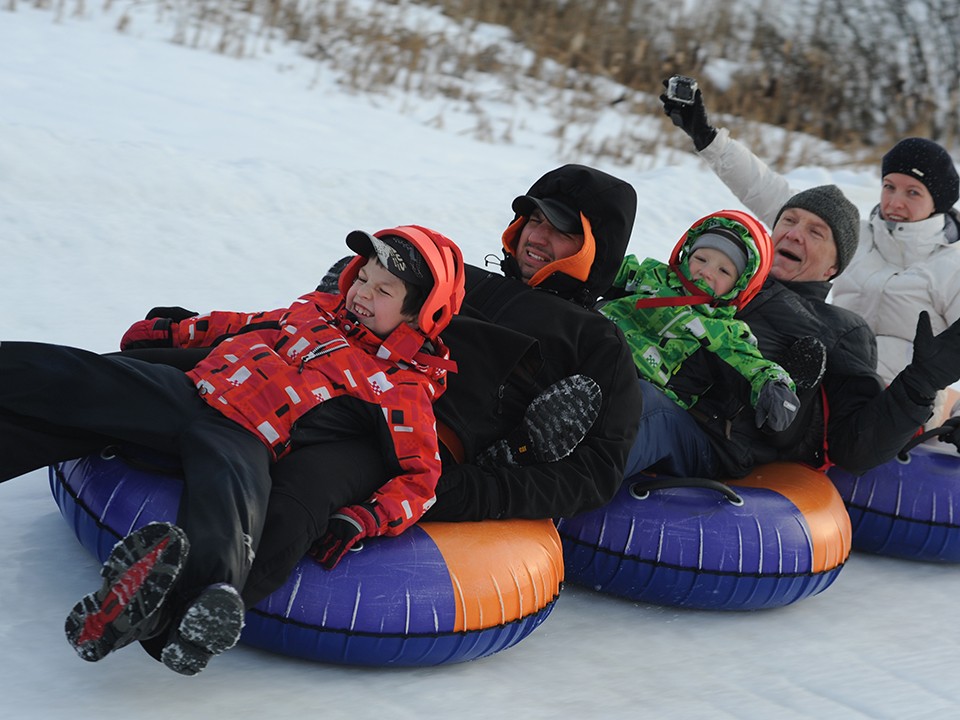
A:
423;519;564;633
731;462;852;573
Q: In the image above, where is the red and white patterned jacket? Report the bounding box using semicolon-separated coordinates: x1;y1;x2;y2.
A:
179;291;450;536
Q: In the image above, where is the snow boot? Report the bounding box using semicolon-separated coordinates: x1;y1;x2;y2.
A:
477;374;602;467
65;522;189;662
779;336;828;392
315;255;353;294
160;583;245;676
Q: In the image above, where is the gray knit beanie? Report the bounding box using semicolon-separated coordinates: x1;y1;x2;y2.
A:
882;137;959;214
774;185;860;277
690;229;748;277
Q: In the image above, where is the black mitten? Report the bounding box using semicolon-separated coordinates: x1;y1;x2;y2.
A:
900;312;960;403
145;306;198;322
659;78;717;151
476;375;602;468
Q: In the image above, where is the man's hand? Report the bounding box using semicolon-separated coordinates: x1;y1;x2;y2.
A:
659;77;717;151
938;417;960;453
755;380;800;432
901;312;960;402
310;502;384;570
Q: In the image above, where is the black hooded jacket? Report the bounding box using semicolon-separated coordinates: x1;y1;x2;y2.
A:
686;277;932;477
425;164;642;521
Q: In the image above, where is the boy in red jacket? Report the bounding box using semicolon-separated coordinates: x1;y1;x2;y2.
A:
0;225;464;676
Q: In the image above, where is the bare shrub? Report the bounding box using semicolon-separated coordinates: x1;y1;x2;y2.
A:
20;0;959;171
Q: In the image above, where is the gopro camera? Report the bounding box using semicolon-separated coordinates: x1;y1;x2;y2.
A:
666;75;698;105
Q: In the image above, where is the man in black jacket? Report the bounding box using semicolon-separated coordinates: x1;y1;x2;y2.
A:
620;183;960;481
425;164;641;521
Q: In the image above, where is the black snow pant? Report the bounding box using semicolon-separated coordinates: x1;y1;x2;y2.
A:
0;341;272;603
109;347;399;609
240;438;388;607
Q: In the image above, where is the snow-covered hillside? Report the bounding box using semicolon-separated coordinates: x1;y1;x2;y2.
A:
2;5;959;720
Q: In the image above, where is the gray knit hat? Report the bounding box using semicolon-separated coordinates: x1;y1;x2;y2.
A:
882;137;959;214
690;229;748;277
774;185;860;277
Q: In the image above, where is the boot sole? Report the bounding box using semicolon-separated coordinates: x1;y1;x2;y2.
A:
65;522;188;662
161;583;245;676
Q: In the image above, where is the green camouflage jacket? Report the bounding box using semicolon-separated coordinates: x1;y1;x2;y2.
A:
600;213;792;409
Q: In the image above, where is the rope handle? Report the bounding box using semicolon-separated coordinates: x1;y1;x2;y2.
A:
629;475;744;506
897;417;960;459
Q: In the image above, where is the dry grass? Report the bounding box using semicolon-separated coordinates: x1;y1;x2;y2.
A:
14;0;956;171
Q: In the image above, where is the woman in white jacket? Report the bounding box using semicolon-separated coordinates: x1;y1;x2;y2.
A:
660;78;960;425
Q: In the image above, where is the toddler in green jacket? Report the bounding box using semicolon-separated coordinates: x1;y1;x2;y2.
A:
600;210;801;432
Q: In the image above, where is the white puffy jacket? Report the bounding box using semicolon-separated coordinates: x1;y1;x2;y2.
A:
700;128;960;423
833;209;960;384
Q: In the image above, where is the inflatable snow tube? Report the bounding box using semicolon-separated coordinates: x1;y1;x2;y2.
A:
49;448;564;666
828;443;960;563
557;462;852;610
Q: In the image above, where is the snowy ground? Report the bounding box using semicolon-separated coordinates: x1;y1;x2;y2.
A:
2;5;959;719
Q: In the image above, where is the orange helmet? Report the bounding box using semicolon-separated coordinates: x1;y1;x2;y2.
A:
667;209;773;309
339;224;465;340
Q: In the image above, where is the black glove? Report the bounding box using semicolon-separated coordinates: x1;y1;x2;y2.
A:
900;312;960;403
316;256;354;294
755;380;800;432
476;375;602;468
778;336;827;392
145;306;198;322
659;78;717;151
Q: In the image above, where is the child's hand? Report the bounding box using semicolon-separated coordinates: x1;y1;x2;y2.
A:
755;381;800;432
311;502;384;570
120;318;179;350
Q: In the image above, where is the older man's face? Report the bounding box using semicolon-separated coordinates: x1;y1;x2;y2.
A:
770;208;839;282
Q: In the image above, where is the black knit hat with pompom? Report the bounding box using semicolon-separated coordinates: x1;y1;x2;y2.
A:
882;137;959;215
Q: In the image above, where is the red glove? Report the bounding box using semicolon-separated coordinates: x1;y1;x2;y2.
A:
310;502;384;570
145;306;198;322
120;318;179;350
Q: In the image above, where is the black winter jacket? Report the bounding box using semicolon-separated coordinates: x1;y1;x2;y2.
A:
425;264;642;521
687;278;932;476
425;164;641;521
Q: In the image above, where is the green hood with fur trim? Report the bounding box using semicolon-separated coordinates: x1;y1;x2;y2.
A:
600;212;789;409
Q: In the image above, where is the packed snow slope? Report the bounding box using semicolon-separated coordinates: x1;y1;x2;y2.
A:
1;5;959;719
